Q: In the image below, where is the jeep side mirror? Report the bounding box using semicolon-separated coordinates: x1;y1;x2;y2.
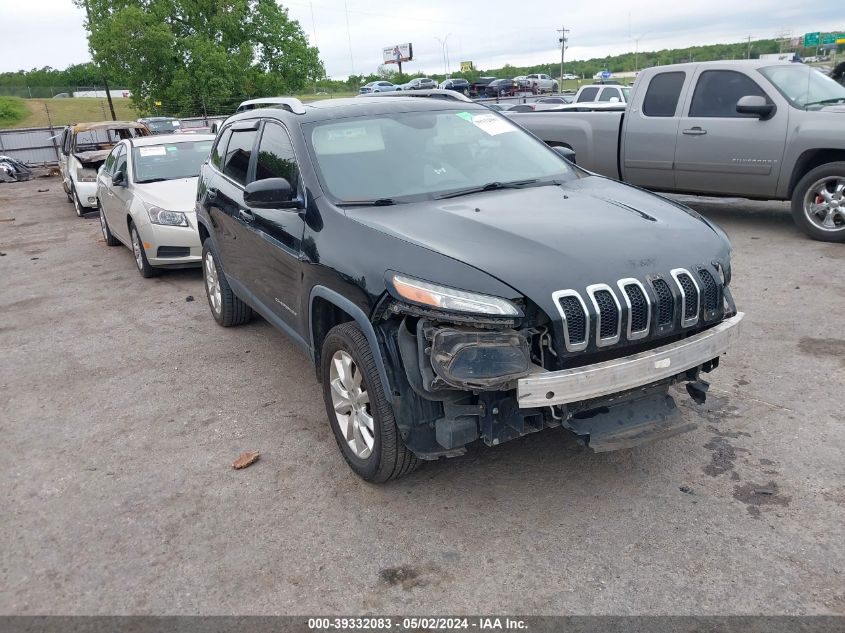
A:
244;177;301;209
736;95;776;120
553;146;577;165
112;171;126;186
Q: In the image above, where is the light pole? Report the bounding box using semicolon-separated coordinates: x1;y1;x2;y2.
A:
436;34;451;77
633;33;648;73
557;27;570;83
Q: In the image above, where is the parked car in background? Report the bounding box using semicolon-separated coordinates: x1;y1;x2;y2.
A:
484;78;522;97
574;83;631;103
440;78;470;94
359;81;401;94
194;95;742;482
524;73;559;93
96;134;215;277
469;76;498;97
137;116;183;135
58;121;151;217
562;73;579;80
513;60;845;242
401;77;437;90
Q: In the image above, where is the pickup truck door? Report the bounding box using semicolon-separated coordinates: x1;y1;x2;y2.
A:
673;68;788;197
620;70;689;190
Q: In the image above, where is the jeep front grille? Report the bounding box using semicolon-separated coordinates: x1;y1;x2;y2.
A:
697;267;719;312
652;278;674;326
618;278;650;340
552;290;589;352
672;268;700;327
587;284;621;346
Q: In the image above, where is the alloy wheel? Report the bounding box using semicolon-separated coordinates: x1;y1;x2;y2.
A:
328;350;374;459
804;176;845;232
98;205;108;240
204;251;222;315
131;228;144;271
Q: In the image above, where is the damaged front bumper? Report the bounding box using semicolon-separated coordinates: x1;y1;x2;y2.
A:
517;313;744;408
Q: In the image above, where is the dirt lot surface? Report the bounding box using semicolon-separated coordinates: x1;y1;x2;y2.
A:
1;177;843;615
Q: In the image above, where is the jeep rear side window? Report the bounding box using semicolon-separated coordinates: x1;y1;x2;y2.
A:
642;72;686;117
689;70;769;118
577;86;599;102
222;129;257;185
210;129;232;169
255;122;298;195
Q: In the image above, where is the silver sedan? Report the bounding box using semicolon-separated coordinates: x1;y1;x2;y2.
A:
95;134;215;277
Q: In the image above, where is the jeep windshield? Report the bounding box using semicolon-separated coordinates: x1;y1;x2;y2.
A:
760;65;845;109
304;109;576;203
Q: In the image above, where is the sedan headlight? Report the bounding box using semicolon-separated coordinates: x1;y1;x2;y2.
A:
388;273;521;316
76;168;97;182
146;205;188;227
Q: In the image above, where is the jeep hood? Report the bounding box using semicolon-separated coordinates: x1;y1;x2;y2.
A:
345;175;731;315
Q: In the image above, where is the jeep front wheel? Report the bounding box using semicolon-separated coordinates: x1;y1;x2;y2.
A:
791;162;845;243
320;322;420;482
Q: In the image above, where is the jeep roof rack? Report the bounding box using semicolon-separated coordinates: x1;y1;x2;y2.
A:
356;88;472;103
236;97;307;115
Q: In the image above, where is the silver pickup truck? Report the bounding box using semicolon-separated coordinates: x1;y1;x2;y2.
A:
510;60;845;242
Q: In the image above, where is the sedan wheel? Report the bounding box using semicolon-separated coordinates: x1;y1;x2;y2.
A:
129;223;158;278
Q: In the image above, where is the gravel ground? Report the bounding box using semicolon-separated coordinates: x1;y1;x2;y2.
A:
0;177;843;615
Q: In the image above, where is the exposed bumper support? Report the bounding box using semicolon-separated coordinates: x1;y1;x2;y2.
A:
517;313;744;407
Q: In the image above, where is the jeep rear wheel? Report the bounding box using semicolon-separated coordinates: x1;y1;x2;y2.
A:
320;322;420;482
201;238;252;326
791;161;845;243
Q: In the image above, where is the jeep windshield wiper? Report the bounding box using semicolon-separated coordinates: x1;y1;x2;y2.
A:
336;198;396;207
435;179;538;200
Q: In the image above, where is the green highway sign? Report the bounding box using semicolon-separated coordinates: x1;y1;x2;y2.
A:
822;33;837;45
804;32;820;47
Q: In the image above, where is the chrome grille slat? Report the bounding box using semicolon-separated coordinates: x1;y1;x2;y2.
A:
671;268;700;328
586;284;621;347
552;290;589;352
617;278;651;340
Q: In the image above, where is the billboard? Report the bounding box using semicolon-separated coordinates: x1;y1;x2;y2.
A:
383;43;413;65
460;61;474;72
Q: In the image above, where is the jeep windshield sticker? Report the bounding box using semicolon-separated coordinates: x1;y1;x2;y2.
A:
138;146;167;157
462;112;516;136
313;122;385;155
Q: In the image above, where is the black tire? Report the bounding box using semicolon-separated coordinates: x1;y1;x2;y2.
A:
790;161;845;243
72;185;85;217
552;82;559;93
129;221;159;278
201;238;252;326
320;322;421;483
97;200;119;246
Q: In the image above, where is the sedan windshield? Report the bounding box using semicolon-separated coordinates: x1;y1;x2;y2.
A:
760;65;845;109
146;119;182;133
132;140;213;183
305;109;576;203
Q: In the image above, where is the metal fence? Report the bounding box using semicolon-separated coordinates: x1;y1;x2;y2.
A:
0;116;229;166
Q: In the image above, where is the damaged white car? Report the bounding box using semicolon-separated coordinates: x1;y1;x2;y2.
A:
58;121;151;216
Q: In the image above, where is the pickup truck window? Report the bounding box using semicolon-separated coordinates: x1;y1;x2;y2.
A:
305;110;575;202
689;70;769;118
598;88;619;101
759;64;845;109
577;86;599;102
642;72;686;117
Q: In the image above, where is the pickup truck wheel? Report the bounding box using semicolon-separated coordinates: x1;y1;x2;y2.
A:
97;200;119;246
321;322;421;482
792;162;845;242
201;239;252;326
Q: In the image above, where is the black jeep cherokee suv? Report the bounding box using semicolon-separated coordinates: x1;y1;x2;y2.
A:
196;96;743;482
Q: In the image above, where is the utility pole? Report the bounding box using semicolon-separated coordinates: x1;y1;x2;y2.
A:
82;0;116;120
344;0;355;76
436;35;451;77
746;35;753;59
557;26;569;83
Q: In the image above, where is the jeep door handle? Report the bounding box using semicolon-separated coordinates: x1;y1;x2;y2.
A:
682;127;707;136
239;208;255;222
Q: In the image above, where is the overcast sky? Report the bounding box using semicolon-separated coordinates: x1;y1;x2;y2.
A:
0;0;839;77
